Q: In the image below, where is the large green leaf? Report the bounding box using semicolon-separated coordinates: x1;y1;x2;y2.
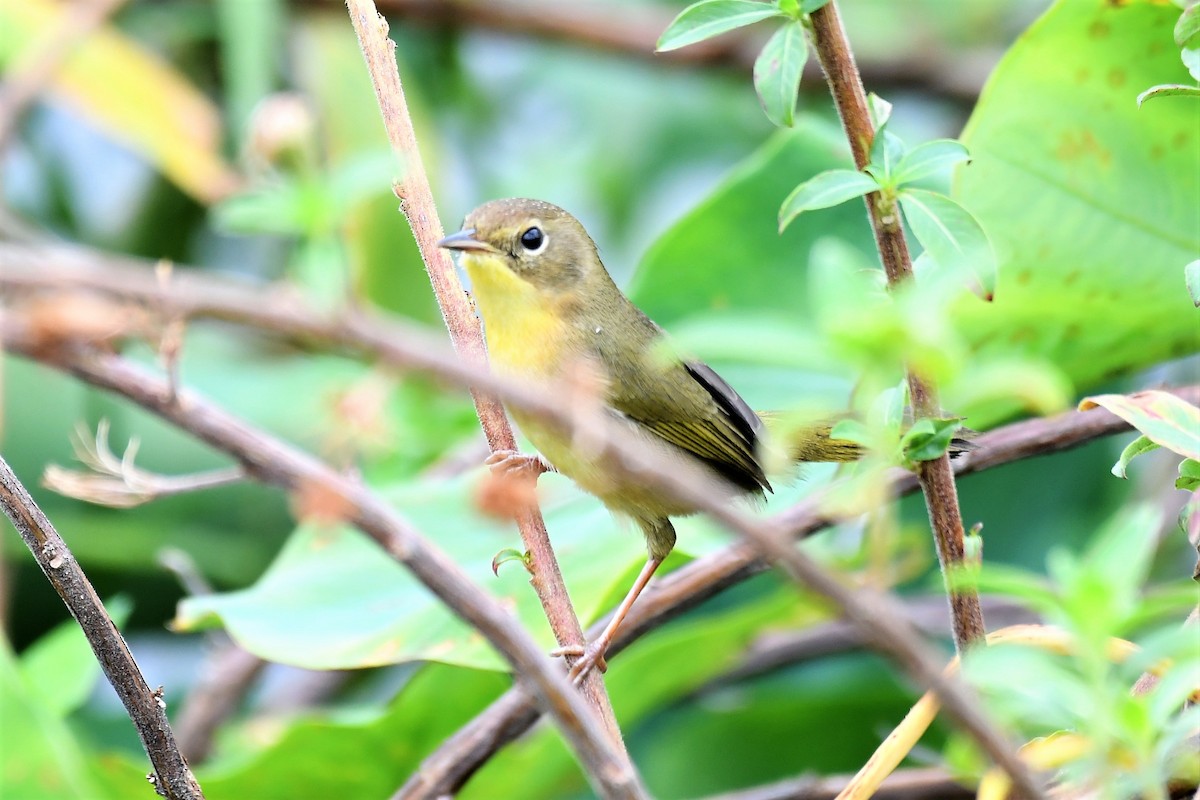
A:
632;1;1198;423
175;473;649;670
0;636;112;800
631;119;875;325
953;0;1199;388
192;663;509;799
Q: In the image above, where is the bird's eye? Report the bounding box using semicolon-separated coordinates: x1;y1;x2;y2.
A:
519;226;546;253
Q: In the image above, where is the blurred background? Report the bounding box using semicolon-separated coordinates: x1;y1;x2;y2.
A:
2;0;1197;798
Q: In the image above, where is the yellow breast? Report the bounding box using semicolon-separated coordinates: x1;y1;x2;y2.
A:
463;252;573;378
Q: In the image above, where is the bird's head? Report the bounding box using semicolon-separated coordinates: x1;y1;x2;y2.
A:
439;198;604;297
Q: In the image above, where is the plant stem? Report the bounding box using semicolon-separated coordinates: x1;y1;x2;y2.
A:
343;0;624;747
807;0;987;652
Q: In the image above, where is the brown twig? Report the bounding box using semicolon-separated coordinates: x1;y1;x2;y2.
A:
0;0;130;158
3;337;644;800
6;301;1030;797
397;389;1191;797
808;2;987;653
343;0;623;745
0;456;204;800
4;243;1191;796
354;0;989;104
693;595;1036;697
704;765;971;800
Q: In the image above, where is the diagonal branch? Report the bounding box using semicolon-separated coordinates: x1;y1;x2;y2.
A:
5;243;1193;797
342;0;623;744
3;337;643;800
398;389;1191;797
0;456;204;800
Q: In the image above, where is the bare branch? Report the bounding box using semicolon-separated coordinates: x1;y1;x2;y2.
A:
702;765;971;800
2;331;644;800
397;389;1192;797
342;0;624;744
42;420;245;507
0;456;204;799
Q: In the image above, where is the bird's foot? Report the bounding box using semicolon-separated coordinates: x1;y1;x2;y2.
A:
485;450;555;479
552;641;609;684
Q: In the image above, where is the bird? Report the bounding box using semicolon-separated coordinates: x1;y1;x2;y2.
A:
439;198;868;680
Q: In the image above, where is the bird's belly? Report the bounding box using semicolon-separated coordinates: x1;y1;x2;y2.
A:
510;408;696;521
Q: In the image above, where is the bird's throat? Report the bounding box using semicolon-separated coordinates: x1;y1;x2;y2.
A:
463;253;572;377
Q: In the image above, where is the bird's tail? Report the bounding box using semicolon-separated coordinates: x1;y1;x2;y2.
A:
761;412;975;465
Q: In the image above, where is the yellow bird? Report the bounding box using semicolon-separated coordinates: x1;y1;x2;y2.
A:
440;198;862;678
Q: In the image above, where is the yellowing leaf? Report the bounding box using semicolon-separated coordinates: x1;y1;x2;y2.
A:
0;0;240;203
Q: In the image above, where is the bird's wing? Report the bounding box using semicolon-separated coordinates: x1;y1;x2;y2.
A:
607;358;771;493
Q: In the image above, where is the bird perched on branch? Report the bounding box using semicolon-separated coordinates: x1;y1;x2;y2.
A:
440;198;872;680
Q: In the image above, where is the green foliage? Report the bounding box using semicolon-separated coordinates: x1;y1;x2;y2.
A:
656;1;785;53
4;0;1198;798
753;20;807;127
953;505;1200;796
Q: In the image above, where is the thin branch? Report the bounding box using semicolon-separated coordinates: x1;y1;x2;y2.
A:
342;0;623;744
0;0;130;157
693;595;1036;698
399;389;1191;797
5;246;1196;797
158;548;267;765
7;310;1031;797
703;765;971;800
808;2;987;653
351;0;989;103
0;456;204;800
41;420;245;508
3;337;644;800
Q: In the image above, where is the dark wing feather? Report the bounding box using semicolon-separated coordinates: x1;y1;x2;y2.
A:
607;357;771;494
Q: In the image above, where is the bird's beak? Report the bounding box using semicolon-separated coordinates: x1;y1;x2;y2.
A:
438;228;497;253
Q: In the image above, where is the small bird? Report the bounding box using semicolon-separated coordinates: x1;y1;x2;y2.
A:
439;198;864;679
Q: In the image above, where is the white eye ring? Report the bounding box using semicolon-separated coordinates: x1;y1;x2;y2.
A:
519;226;548;254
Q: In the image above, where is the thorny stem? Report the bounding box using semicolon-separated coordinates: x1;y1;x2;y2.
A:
342;0;625;750
807;2;988;653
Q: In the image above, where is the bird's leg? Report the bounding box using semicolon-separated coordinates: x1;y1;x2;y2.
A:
485;449;556;478
553;557;662;684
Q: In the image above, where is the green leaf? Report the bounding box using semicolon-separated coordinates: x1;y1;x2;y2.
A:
1079;390;1200;461
1183;46;1200;80
1175;4;1200;49
18;598;133;717
867;130;906;184
900;416;963;462
898;188;997;299
1137;83;1200;106
753;21;807;128
1176;458;1200;491
1186;259;1200;306
866;92;893;130
892;139;971;186
175;474;651;670
799;0;832;12
956;0;1199;394
1112;435;1160;479
779;169;879;230
657;0;783;52
0;639;110;799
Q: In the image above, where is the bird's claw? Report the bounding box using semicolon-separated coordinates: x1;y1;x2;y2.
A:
486;450;554;478
552;642;609;684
